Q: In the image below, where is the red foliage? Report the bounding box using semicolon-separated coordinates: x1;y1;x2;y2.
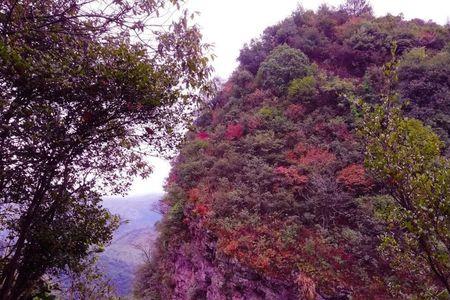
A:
246;89;269;105
285;104;306;120
215;220;359;288
225;124;244;140
337;164;373;191
298;148;336;166
420;30;437;45
255;255;271;270
246;115;261;131
193;203;209;216
216;220;298;277
285;150;297;161
223;240;239;255
274;166;309;185
285;143;309;162
187;187;200;203
296;274;317;300
314;122;327;135
196;131;209;140
314;122;354;141
294;142;308;154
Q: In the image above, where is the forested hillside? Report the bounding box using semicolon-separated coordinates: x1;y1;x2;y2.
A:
135;1;450;299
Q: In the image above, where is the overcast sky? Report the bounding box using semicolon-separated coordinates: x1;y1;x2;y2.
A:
190;0;450;79
128;0;450;197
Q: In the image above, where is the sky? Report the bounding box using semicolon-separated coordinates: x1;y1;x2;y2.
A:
189;0;450;79
128;0;450;196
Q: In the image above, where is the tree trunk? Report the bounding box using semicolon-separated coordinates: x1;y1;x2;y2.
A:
0;176;51;299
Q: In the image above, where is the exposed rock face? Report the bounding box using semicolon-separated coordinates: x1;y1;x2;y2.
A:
170;231;308;300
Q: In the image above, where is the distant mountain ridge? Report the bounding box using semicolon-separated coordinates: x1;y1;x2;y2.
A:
100;194;162;296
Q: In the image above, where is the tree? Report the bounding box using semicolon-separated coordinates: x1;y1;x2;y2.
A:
340;0;373;16
397;48;450;149
256;45;311;95
53;255;119;300
0;0;212;298
358;57;450;296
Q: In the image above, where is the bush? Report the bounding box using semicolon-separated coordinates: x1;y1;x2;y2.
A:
256;45;312;95
337;164;373;192
238;39;271;75
398;48;450;146
288;76;318;101
225;123;245;140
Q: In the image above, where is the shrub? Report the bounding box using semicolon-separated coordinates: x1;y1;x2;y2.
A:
230;68;256;96
274;166;309;185
337;164;373;191
398;48;450;108
258;106;275;118
238;39;271;75
241;131;285;158
285;104;306;120
245;115;262;131
398;48;450;146
321;76;355;105
187;187;201;202
193;203;210;217
288;76;318;101
340;0;373;16
225;123;245;140
196;131;209;140
256;45;311;95
298;148;336;167
246;89;270;106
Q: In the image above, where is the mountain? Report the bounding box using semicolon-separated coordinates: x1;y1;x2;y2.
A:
100;194;162;296
135;2;450;300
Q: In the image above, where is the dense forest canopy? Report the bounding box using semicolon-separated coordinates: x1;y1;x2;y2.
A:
137;1;450;299
0;0;212;298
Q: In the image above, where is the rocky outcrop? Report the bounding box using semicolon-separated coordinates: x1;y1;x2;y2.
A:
170;231;310;300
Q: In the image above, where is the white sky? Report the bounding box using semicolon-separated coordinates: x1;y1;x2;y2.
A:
129;0;450;196
189;0;450;79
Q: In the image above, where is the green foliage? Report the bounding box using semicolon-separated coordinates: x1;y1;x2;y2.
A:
322;77;355;99
359;68;450;295
258;106;276;118
397;47;450;149
256;45;311;95
288;76;318;100
0;0;212;298
340;0;373;16
241;131;285;161
344;23;389;52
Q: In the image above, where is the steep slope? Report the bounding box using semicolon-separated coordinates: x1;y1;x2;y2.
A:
136;5;450;300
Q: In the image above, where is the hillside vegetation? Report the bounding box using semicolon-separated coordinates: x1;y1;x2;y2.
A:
136;1;450;299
